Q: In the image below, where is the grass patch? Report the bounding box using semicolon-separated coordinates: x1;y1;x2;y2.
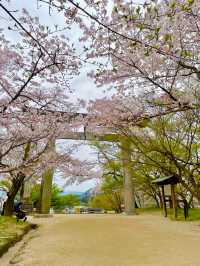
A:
137;207;161;214
137;207;200;221
0;216;33;257
169;208;200;221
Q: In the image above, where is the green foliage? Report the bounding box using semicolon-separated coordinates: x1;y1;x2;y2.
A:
127;109;200;205
31;183;62;209
102;160;123;191
31;183;81;210
89;194;114;211
90;109;200;209
30;184;40;205
49;185;64;209
0;179;11;190
187;0;194;6
52;194;81;210
0;216;30;255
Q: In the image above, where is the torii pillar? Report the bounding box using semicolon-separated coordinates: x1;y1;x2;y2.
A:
39;168;54;214
39;140;55;214
20;180;32;203
121;138;136;215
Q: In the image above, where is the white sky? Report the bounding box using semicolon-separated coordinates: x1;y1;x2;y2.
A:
55;139;100;192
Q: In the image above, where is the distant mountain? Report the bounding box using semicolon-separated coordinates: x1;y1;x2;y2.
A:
59;188;101;202
59;191;84;196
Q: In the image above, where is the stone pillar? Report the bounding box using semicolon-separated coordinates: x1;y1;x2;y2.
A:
121;138;136;215
39;140;55;214
20;179;33;212
21;180;32;203
39;168;54;214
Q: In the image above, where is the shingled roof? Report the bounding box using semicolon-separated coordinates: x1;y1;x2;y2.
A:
152;175;179;185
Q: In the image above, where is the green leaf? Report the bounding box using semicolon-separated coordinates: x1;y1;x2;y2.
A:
113;6;118;13
164;33;172;42
136;6;141;15
188;0;194;5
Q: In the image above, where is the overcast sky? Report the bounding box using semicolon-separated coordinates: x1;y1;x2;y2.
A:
56;139;100;192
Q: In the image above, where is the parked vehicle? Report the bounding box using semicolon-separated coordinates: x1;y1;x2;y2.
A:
64;207;75;214
87;208;106;214
64;206;106;214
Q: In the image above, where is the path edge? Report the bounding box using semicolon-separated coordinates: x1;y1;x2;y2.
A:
0;223;38;258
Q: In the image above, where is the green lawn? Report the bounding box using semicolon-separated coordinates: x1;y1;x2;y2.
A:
169;208;200;221
137;207;161;214
138;207;200;221
0;216;31;257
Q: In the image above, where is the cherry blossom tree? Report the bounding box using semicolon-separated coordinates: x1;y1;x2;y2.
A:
41;0;200;114
0;3;85;215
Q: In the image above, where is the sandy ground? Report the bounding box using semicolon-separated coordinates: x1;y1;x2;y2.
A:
1;213;200;266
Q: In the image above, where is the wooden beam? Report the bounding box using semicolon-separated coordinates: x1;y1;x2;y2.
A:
59;131;119;142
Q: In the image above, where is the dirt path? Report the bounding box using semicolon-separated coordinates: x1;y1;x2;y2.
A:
1;213;200;266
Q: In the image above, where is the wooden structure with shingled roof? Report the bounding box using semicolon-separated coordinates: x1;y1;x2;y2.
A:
152;175;180;219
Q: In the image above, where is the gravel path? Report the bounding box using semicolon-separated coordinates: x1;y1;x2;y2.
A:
1;213;200;266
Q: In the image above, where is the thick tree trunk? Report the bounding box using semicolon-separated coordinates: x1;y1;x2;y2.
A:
20;181;24;201
155;196;161;208
114;192;123;213
3;172;25;216
157;189;163;208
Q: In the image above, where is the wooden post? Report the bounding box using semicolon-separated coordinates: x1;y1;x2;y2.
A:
171;184;178;219
161;185;167;217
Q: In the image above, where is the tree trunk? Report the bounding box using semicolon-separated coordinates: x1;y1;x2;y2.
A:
20;181;24;201
113;192;122;213
3;172;25;216
153;193;161;208
157;189;163;208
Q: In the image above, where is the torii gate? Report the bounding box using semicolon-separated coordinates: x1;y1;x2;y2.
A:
22;112;136;215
